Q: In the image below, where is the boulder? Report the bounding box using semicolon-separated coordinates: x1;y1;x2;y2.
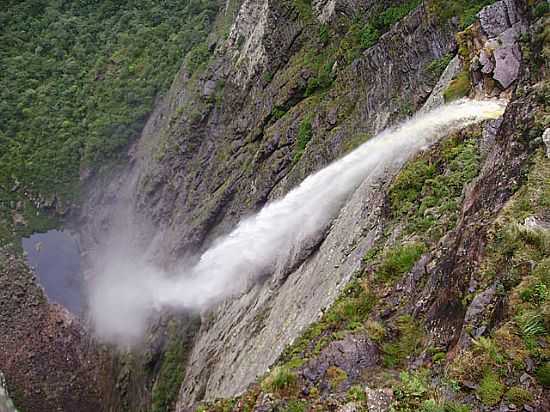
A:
479;1;511;38
365;386;393;412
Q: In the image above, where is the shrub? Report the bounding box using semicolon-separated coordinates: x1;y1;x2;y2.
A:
326;366;348;390
186;42;211;74
271;106;287;120
262;366;297;395
427;54;453;77
536;362;550;387
515;311;546;339
324;279;377;327
505;386;533;405
319;24;329;45
472;336;504;365
283;400;308;412
533;2;550;18
376;242;426;283
421;399;470;412
347;384;366;402
426;0;495;28
365;319;386;342
360;24;380;49
476;371;504;406
397;370;429;398
152;334;189;412
382;315;425;367
443;71;471;102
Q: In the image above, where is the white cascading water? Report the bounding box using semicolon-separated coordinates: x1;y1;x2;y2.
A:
89;99;506;344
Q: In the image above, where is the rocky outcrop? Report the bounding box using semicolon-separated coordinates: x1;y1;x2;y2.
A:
0;249;114;412
71;0;546;410
466;0;526;96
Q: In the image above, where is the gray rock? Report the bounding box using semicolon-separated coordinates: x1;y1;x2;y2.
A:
202;80;217;98
479;1;511;38
543;128;550;158
365;387;393;412
421;55;462;112
493;44;521;88
481;118;504;156
479;49;495;74
302;334;379;387
338;402;363;412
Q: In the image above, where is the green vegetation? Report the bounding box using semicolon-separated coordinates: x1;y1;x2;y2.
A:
426;0;496;28
533;1;550;18
382;315;425;368
319;24;330;45
326;366;348;390
291;0;313;22
293;117;313;162
421;400;471;412
261;366;298;396
347;385;366;402
186;42;212;75
536;362;550;387
476;371;504;406
278;278;376;369
339;0;421;63
283;400;308;412
0;0;218;243
375;242;426;283
152;332;189;412
395;369;429;403
504;386;533;405
389;134;481;240
443;71;471;102
427;54;453;77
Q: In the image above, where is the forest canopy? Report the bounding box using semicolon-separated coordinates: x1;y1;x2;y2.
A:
0;0;218;243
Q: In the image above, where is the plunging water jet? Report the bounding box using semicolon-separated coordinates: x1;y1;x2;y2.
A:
88;99;506;345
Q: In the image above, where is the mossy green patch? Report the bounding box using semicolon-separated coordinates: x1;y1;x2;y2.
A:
536;362;550;387
426;0;496;28
504;386;534;405
382;315;425;368
427;54;453;77
375;242;426;283
476;371;504;406
443;71;471;102
293;116;313;163
152;322;195;412
261;366;298;396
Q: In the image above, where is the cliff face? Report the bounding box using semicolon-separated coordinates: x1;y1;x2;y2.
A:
3;0;547;411
75;0;550;410
0;249;115;412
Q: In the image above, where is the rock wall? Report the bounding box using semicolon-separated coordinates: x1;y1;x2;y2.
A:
0;249;115;412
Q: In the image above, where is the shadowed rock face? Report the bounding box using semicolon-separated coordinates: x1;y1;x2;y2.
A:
0;249;113;412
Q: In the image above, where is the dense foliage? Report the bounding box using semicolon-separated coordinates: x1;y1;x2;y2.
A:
0;0;218;237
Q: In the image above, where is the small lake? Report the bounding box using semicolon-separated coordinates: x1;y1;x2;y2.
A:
22;230;82;315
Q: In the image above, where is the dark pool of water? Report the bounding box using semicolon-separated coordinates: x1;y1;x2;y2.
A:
22;230;81;315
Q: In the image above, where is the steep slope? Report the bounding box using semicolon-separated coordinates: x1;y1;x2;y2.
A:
0;248;115;411
188;1;549;410
1;0;546;411
77;0;550;410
